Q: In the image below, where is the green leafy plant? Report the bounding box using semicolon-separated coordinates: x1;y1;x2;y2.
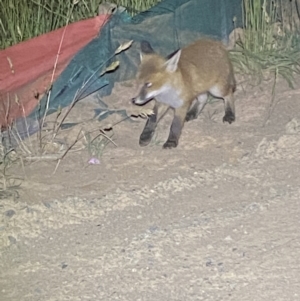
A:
231;0;300;87
84;130;114;159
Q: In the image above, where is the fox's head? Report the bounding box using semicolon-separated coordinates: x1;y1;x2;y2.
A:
132;41;183;108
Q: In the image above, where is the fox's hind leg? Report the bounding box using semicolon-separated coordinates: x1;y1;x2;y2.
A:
139;101;169;146
223;92;235;124
185;93;208;122
209;84;235;124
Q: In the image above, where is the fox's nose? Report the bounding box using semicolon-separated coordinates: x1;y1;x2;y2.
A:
132;97;136;104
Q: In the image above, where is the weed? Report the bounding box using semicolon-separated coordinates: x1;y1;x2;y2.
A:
84;130;114;159
0;135;22;199
0;0;161;49
231;0;300;87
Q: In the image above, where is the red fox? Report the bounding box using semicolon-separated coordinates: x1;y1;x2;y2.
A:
132;39;236;149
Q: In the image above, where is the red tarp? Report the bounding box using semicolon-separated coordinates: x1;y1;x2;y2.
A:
0;14;110;127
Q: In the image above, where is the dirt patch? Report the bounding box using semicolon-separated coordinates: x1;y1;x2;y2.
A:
0;76;300;301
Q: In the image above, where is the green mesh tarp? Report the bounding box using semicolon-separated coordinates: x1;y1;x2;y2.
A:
30;0;242;120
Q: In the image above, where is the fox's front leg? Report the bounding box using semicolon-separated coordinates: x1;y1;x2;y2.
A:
139;102;169;146
163;104;190;149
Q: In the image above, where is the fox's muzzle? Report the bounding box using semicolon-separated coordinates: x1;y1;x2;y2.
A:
132;85;153;105
131;97;138;104
132;96;149;105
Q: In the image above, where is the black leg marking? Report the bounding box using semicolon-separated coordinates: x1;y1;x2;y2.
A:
139;113;157;146
139;102;169;147
185;94;208;122
185;105;198;122
163;115;182;149
223;109;235;124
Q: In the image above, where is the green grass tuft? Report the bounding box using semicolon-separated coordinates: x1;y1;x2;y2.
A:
231;0;300;87
0;0;161;50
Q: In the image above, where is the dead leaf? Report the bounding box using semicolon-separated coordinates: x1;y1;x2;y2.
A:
115;40;133;55
100;61;120;76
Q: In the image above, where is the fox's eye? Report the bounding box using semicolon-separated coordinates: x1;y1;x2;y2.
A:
145;82;152;88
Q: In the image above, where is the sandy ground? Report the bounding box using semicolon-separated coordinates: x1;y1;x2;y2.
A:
0;75;300;301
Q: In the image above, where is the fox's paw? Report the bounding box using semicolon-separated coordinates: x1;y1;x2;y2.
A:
223;111;235;124
163;139;178;149
185;111;198;122
139;130;154;147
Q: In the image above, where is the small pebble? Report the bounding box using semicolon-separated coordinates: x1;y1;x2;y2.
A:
5;210;16;218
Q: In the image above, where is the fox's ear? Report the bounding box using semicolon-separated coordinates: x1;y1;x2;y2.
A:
141;41;155;54
140;40;155;61
165;49;181;73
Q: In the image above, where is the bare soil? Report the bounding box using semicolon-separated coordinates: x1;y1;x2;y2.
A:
0;75;300;301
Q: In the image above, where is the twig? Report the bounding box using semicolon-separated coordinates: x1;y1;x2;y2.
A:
53;159;61;175
51;107;62;135
263;69;278;127
40;2;76;137
91;129;117;147
60;128;83;160
52;98;77;141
